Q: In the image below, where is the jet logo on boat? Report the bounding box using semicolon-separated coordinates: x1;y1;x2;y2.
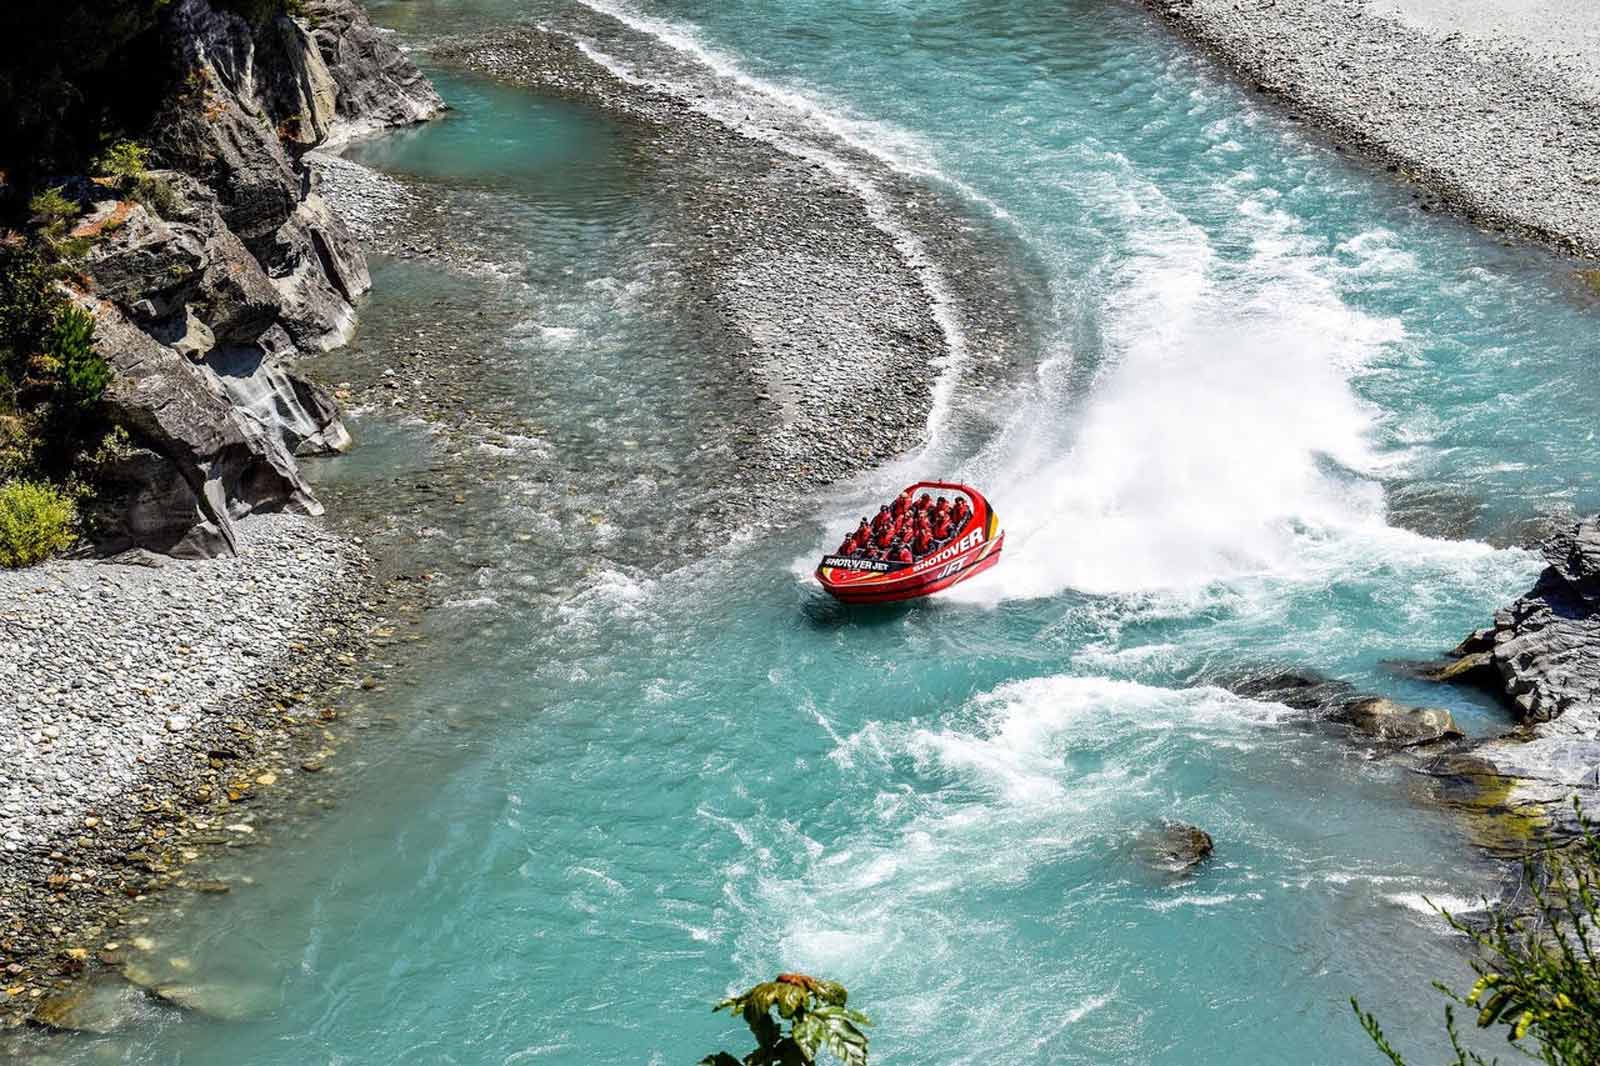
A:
912;527;985;573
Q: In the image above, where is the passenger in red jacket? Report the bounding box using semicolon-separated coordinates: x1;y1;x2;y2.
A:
933;516;953;541
876;523;896;549
916;493;933;513
913;529;932;557
892;491;912;519
838;533;858;556
894;544;913;564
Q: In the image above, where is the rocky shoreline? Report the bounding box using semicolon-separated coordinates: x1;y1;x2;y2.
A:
1423;517;1600;843
0;517;394;1029
1;0;445;1032
1139;0;1600;259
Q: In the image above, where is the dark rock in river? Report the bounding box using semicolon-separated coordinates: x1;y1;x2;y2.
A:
1135;821;1214;873
1218;667;1356;713
1219;667;1462;748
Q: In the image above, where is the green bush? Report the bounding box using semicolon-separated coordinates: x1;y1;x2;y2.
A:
0;239;115;480
0;479;76;567
94;139;149;182
49;306;110;410
1353;798;1600;1066
28;186;79;241
0;239;60;382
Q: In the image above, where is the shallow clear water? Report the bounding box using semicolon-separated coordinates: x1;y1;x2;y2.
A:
26;1;1600;1063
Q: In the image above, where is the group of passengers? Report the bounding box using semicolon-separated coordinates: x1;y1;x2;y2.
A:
835;490;972;565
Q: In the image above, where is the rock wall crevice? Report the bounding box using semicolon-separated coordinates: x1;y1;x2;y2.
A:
74;0;441;556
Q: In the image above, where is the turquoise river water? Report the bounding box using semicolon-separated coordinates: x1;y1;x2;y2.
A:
27;0;1600;1063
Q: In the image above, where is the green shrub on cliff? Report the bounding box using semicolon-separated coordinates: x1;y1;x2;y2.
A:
49;307;111;411
700;973;871;1066
1353;798;1600;1066
0;238;114;478
94;139;151;183
0;479;77;567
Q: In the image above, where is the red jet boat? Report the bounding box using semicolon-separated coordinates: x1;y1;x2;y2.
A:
815;481;1004;605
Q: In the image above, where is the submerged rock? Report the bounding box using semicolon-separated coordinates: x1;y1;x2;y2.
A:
1339;697;1463;747
149;982;273;1022
1135;822;1214;873
1217;668;1355;714
31;976;156;1035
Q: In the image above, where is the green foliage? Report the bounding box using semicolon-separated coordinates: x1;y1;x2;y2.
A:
1354;798;1600;1066
0;415;36;480
701;974;871;1066
49;306;110;410
0;238;115;480
28;186;79;240
94;139;150;182
0;479;77;567
0;239;62;382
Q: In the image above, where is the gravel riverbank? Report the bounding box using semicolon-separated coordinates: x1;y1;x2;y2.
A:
1140;0;1600;258
0;516;383;1028
429;16;1037;499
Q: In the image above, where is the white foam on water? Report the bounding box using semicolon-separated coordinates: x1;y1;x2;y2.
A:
1144;891;1261;911
1384;892;1484;920
931;146;1526;605
553;566;660;636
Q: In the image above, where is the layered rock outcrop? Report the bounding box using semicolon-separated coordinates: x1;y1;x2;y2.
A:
75;0;441;555
1430;517;1600;826
1439;518;1600;725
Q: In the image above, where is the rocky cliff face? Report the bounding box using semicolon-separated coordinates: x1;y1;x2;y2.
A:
73;0;441;556
1443;518;1600;725
1430;516;1600;834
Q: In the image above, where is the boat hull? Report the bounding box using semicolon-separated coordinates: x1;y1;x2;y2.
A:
815;481;1003;604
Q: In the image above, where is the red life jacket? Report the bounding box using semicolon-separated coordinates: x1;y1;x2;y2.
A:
876;526;895;548
895;546;913;563
934;519;952;539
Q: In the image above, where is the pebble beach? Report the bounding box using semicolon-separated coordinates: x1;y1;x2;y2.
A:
1142;0;1600;257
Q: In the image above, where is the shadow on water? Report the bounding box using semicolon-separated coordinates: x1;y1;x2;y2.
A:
799;591;921;629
